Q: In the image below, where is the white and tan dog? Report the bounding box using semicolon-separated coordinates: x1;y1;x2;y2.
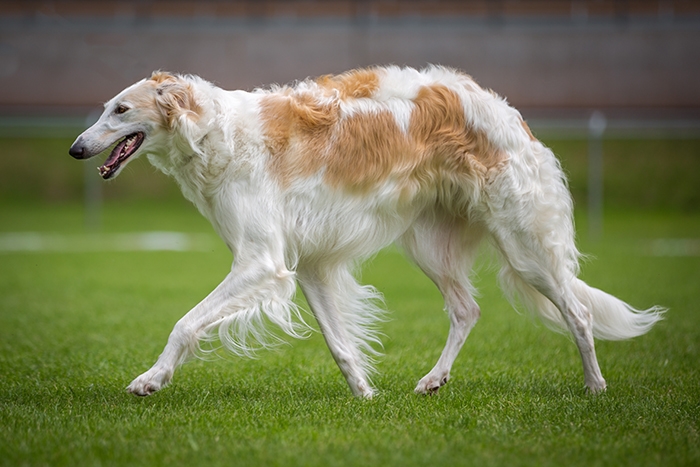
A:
70;66;664;397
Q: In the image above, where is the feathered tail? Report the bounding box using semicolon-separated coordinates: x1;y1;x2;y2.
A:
499;265;665;341
571;278;665;340
492;132;665;341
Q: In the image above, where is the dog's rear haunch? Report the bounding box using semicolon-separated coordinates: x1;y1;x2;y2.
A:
70;66;664;397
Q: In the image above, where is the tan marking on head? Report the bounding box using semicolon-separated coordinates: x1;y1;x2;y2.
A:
316;68;380;100
120;80;163;124
147;73;200;128
521;118;537;142
149;71;177;85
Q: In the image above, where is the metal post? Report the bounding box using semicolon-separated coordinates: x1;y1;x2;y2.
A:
587;111;606;240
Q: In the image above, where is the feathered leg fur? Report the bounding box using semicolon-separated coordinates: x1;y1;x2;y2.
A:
127;257;305;396
297;264;385;398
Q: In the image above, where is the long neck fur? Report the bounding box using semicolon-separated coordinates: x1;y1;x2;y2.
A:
147;87;263;242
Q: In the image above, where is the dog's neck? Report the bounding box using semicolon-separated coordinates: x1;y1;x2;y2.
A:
147;89;263;235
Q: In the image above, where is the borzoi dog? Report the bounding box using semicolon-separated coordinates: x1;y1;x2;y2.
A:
69;66;664;397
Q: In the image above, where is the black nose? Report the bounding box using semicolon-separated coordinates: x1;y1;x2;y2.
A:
69;139;87;159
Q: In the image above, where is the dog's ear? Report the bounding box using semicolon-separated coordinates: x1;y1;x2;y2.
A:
152;73;200;129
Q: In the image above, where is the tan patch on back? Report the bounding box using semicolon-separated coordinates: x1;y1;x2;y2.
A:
316;68;380;100
260;79;507;197
260;92;340;186
408;85;506;174
261;89;412;191
323;110;412;190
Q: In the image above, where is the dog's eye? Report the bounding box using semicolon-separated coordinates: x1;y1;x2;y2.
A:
115;105;129;115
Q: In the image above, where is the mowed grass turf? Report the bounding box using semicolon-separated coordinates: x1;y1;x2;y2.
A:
0;200;698;466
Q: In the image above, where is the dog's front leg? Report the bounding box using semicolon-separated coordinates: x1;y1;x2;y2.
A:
126;272;240;396
126;259;295;396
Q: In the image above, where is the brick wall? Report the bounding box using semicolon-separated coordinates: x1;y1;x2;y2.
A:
1;0;699;117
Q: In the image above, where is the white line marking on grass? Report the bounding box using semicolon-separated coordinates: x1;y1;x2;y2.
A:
648;239;700;257
0;232;216;253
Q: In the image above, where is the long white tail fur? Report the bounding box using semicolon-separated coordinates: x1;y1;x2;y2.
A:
571;278;666;340
500;268;665;341
492;134;665;342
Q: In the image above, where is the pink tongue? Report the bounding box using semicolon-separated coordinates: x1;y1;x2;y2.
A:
97;137;131;178
103;138;129;169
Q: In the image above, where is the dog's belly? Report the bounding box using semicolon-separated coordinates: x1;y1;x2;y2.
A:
287;187;425;264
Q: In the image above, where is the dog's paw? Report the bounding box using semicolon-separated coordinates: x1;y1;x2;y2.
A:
357;382;375;399
126;368;172;397
414;373;449;395
585;377;607;395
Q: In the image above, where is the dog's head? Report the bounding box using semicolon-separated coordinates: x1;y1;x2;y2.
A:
69;72;203;179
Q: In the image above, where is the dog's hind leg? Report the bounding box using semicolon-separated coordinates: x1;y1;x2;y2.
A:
492;227;607;393
398;214;485;395
297;265;384;398
485;140;610;392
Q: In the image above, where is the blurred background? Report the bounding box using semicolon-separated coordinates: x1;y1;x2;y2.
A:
3;4;699;464
1;0;699;234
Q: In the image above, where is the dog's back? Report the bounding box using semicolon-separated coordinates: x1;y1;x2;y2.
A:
257;66;519;202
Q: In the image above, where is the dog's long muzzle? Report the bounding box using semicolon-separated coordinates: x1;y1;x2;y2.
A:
69;131;145;180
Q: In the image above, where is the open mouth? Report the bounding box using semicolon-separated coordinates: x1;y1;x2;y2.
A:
98;132;145;179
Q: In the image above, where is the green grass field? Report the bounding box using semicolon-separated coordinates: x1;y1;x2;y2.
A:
1;137;699;466
1;202;699;466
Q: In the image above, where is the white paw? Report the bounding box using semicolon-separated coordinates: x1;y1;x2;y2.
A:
585;378;607;394
126;367;172;397
415;372;449;395
350;379;375;398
